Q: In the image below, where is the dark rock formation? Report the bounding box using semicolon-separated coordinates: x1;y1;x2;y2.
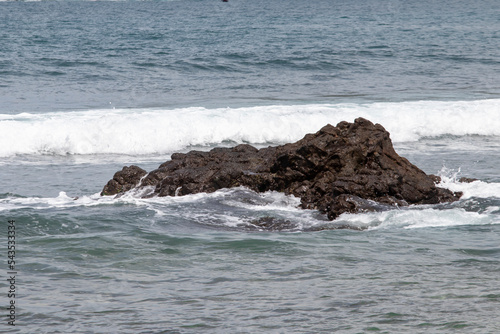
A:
102;118;462;219
102;165;147;195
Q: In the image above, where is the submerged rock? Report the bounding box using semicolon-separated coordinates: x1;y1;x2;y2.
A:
102;118;462;220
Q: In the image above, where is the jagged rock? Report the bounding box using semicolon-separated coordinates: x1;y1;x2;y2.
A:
101;165;147;196
101;118;462;219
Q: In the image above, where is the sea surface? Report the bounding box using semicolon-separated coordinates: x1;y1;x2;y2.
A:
1;0;500;333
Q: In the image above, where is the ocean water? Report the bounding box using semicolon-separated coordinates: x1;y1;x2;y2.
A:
1;0;500;333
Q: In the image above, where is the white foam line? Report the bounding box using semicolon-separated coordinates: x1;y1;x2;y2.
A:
336;206;500;230
1;99;499;157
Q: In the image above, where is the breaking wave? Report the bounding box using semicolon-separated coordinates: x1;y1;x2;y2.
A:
1;99;499;157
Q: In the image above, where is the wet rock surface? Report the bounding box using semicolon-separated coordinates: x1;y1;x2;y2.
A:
102;118;462;220
101;165;147;196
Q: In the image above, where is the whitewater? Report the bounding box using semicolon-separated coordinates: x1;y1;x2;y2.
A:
1;99;500;157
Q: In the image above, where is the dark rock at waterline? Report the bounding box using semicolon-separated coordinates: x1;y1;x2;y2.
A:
429;174;478;184
102;165;147;196
101;118;462;220
246;216;367;232
458;176;478;183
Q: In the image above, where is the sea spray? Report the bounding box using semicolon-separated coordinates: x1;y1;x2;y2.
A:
1;99;499;157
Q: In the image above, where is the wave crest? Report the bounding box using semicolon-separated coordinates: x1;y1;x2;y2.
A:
1;99;499;157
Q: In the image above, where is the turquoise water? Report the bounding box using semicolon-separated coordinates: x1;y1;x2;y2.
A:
1;1;500;333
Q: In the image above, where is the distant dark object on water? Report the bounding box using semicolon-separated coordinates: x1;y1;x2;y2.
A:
222;0;228;2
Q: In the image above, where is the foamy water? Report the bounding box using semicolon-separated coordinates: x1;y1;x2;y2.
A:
3;176;500;232
1;99;499;157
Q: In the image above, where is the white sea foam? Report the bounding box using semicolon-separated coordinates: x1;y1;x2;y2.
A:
337;207;500;230
0;192;102;211
3;184;500;231
435;166;500;199
334;171;500;230
439;180;500;200
1;99;499;157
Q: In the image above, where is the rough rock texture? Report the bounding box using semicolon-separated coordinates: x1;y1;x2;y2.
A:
102;118;462;219
101;165;147;196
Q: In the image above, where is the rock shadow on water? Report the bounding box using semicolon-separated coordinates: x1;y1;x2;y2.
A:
245;216;368;232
